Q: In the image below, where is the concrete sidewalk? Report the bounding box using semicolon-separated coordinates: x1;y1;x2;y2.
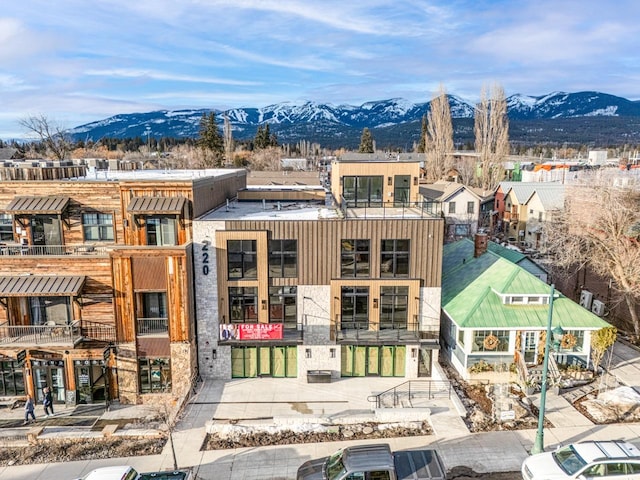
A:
2;373;640;480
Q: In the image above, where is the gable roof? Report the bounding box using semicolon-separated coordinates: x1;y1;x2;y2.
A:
442;239;610;330
420;181;481;202
526;185;565;210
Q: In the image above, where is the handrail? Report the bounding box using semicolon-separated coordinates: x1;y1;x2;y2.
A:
367;379;452;408
0;244;109;256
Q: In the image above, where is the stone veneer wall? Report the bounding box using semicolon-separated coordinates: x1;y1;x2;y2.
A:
115;343;138;404
299;285;331;345
193;221;224;379
169;342;194;399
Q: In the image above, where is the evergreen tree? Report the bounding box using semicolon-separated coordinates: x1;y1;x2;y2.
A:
197;112;224;164
416;115;427;153
358;127;374;153
254;124;278;150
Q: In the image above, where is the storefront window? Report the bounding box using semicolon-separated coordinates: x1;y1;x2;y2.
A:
138;358;171;393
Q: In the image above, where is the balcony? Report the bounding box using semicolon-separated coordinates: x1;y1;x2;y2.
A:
0;320;117;346
0;244;109;256
137;317;169;336
503;212;519;222
0;320;82;346
338;197;440;220
332;322;439;343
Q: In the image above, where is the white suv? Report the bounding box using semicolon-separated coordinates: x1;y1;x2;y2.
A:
522;440;640;480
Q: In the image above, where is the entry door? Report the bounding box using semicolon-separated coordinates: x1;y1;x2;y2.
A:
33;363;66;403
271;347;285;377
367;347;379;375
75;362;106;404
394;175;410;206
522;332;537;364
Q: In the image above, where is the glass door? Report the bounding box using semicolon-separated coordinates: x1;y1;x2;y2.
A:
31;215;62;246
522;332;537;364
33;362;66;403
394;175;410;206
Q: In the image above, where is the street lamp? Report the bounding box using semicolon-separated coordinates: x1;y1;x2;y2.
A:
531;284;565;455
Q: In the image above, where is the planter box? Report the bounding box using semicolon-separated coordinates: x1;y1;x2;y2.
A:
307;370;332;383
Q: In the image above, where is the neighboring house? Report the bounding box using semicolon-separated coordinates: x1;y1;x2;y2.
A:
0;163;246;405
0;148;19;161
420;181;484;240
523;186;565;249
493;181;521;233
194;156;445;381
440;236;611;381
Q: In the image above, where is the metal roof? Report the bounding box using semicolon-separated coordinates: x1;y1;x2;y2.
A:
0;275;85;296
442;239;610;330
4;196;70;214
127;196;186;214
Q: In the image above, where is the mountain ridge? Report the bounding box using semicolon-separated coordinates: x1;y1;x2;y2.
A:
70;91;640;148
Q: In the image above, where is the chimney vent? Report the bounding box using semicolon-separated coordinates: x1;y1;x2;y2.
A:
474;232;488;257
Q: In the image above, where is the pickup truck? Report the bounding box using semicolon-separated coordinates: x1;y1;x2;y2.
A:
75;465;193;480
297;443;446;480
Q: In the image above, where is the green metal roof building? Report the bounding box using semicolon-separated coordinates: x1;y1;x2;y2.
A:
441;238;611;380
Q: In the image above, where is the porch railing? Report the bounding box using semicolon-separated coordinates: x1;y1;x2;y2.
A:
137;317;169;336
0;320;81;346
0;244;109;256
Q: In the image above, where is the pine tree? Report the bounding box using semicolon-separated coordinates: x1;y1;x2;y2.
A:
358;128;374;153
416;115;427;153
197;112;224;166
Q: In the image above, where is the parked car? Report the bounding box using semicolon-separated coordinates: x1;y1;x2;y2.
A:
297;443;446;480
75;466;192;480
522;440;640;480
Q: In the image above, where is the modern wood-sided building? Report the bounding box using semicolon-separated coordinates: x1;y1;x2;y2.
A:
193;157;446;381
0;165;245;405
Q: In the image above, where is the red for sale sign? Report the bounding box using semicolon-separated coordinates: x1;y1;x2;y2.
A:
237;323;283;340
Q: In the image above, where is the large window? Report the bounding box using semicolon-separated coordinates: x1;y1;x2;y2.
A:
146;216;177;246
29;297;71;325
343;176;384;207
269;286;297;329
228;240;257;279
558;329;585;353
229;287;258;322
268;239;297;277
82;213;114;242
341;239;370;277
138;358;171;393
0;214;13;241
340;286;369;330
380;286;408;329
0;361;25;396
380;239;409;277
472;330;510;352
137;292;168;335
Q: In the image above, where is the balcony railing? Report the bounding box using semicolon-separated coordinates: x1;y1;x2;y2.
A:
137;317;169;336
332;322;439;342
0;320;82;346
337;196;441;220
80;320;117;343
0;244;109;256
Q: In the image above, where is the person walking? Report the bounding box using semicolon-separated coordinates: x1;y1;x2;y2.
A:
43;386;54;417
24;395;36;424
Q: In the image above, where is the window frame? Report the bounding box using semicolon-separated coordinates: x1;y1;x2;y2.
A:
341;239;370;278
467;201;475;214
229;286;258;322
268;286;297;328
138;357;171;394
340;286;369;330
227;239;258;279
81;212;114;242
448;202;456;214
268;239;297;278
379;285;409;329
145;215;178;246
0;214;13;242
472;330;510;352
380;239;410;278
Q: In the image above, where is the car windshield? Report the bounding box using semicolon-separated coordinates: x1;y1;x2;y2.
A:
326;449;347;480
552;446;587;475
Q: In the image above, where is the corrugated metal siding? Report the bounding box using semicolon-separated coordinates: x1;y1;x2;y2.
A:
5;195;70;214
132;257;167;291
127;196;186;214
224;218;443;286
0;275;85;296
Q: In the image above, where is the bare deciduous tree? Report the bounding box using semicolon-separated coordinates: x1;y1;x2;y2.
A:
474;84;509;190
19;115;72;160
544;174;640;337
424;85;454;182
223;115;234;166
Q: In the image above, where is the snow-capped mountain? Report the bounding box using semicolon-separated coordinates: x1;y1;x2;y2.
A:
69;91;640;146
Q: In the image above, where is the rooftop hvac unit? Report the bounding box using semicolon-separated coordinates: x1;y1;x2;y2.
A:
592;299;605;317
579;290;593;310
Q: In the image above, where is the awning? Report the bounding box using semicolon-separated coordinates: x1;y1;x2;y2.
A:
5;196;70;214
127;196;186;214
0;275;85;297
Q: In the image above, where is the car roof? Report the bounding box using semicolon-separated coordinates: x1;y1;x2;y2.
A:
83;466;134;480
572;441;640;463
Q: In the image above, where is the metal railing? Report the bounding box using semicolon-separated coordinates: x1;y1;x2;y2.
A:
137;317;169;336
337;196;441;219
0;321;81;346
367;379;452;408
0;244;109;256
80;320;117;342
332;322;439;342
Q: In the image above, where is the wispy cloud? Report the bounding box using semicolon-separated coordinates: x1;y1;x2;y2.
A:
84;68;262;86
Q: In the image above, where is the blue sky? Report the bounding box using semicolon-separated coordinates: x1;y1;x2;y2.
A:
1;0;639;139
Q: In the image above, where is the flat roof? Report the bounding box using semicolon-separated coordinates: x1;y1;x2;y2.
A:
71;168;245;182
201;200;338;221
